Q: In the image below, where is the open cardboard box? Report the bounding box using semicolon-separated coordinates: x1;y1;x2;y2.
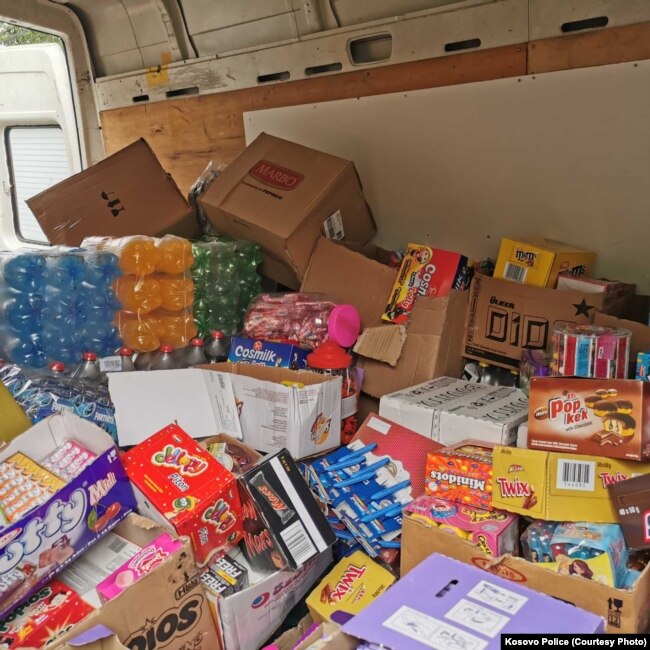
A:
401;512;650;633
301;238;468;398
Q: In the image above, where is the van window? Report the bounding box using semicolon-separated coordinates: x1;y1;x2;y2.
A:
6;126;72;243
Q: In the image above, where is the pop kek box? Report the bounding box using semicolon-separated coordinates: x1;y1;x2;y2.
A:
123;423;243;565
228;336;309;369
528;377;650;461
0;412;135;620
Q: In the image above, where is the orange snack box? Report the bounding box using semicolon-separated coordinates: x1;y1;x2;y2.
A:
425;441;495;510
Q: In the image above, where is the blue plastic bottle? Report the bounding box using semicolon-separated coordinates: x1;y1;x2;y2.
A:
44;252;85;291
0;252;45;292
0;289;43;333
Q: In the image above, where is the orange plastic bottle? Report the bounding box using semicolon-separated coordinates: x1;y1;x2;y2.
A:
158;275;194;312
119;313;162;352
116;236;160;275
155;236;193;274
115;276;163;313
158;312;197;349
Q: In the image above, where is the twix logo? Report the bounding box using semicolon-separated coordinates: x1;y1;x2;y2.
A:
331;564;366;601
599;472;628;488
496;477;532;498
152;445;208;477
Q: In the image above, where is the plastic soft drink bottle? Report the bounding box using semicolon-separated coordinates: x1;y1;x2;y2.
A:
150;344;178;370
118;347;136;372
71;352;103;384
115;276;163;313
119;313;162;352
44;252;84;291
1;290;43;333
82;250;120;286
159;275;194;312
204;330;230;362
182;338;207;367
159;312;196;349
48;361;66;378
0;252;45;292
115;237;160;275
155;237;193;274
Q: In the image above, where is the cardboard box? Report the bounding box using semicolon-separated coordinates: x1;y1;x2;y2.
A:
609;474;650;551
211;546;333;650
344;552;604;647
123;423;243;565
557;275;635;295
45;513;220;650
0;383;30;444
596;312;650;378
264;613;315;650
306;550;395;624
400;516;640;633
494;237;595;288
379;376;528;446
0;413;135;619
464;273;629;369
27;139;196;246
528;377;650;461
228;336;309;369
200;133;375;287
490;445;650;523
404;495;518;557
302;238;468;398
289;621;356;650
240;449;335;571
109;364;341;458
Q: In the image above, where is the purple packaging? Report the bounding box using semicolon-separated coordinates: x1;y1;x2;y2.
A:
228;337;309;370
342;553;604;646
0;412;136;618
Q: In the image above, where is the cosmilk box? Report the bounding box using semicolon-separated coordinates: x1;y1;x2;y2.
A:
401;512;650;633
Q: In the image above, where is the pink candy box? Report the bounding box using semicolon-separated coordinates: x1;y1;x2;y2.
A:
97;532;182;603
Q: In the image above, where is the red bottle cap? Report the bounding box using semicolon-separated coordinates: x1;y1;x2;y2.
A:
210;330;225;339
307;340;352;370
190;338;204;347
118;347;133;356
160;344;173;353
49;361;65;372
82;352;97;361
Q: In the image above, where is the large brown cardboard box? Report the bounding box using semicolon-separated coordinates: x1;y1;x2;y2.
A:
28;139;197;246
302;238;467;398
401;513;650;634
595;311;650;377
46;514;219;650
200;133;375;288
464;273;633;369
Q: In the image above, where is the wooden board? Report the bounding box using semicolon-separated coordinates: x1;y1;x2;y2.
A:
100;44;526;194
528;22;650;74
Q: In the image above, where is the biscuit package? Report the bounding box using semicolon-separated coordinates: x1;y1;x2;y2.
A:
528;377;650;461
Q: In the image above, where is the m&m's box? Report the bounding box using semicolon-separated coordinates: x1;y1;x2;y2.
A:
425;441;495;510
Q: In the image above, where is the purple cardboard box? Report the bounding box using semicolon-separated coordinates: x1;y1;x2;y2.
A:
0;412;136;618
343;554;604;647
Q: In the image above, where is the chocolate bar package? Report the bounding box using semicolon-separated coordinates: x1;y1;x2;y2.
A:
239;450;335;571
609;474;650;551
201;553;249;599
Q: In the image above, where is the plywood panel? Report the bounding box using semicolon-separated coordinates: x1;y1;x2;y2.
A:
100;44;526;194
528;22;650;74
245;60;650;290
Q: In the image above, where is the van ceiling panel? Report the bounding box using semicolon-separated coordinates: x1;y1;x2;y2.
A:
329;0;477;26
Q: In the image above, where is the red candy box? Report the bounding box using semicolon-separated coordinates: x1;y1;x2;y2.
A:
123;424;243;565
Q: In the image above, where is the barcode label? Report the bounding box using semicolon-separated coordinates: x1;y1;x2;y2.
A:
323;210;345;241
503;263;527;283
280;520;316;566
99;356;122;372
557;459;595;491
108;537;127;554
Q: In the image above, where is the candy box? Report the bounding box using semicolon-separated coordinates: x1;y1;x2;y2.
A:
382;244;472;324
491;445;650;523
97;532;183;603
494;237;595;288
528;377;650;461
635;352;650;381
239;449;335;571
228;336;309;370
123;423;243;565
343;553;605;647
306;550;396;624
609;473;650;551
201;553;249;599
0;412;135;620
379;376;528;446
425;441;495;510
405;495;518;556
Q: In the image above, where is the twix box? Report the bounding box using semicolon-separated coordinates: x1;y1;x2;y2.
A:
306;550;395;624
609;474;650;551
123;423;243;565
491;445;650;523
529;378;650;461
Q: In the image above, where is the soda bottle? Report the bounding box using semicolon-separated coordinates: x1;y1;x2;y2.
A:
159;275;194;312
48;361;67;378
182;338;207;367
133;351;156;371
119;313;162;352
1;289;43;333
150;344;178;370
0;252;45;292
70;352;104;384
41;324;78;364
82;250;120;287
118;347;136;371
44;252;84;291
204;330;230;363
115;276;163;313
155;236;193;274
114;236;160;275
158;312;196;349
0;330;47;367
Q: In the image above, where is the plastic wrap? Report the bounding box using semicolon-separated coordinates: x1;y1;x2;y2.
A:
84;235;196;352
0;249;121;367
192;238;262;336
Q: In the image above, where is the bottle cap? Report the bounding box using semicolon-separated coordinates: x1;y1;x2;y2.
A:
307;340;352;370
210;330;225;339
190;338;204;347
327;304;361;348
49;361;65;372
160;345;173;353
118;347;133;356
82;352;97;361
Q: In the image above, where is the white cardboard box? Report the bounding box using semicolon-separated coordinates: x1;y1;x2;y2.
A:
109;364;342;458
379;376;528;446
